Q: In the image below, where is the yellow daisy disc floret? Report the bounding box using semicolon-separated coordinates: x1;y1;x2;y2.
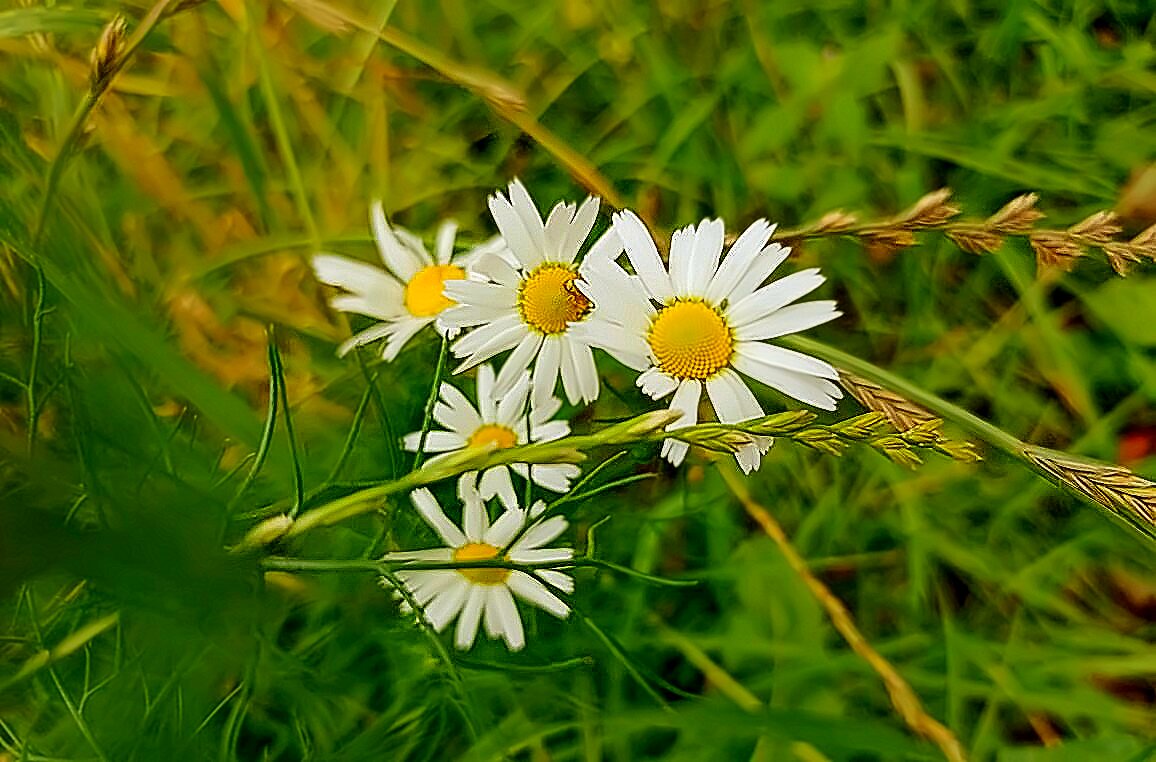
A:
648;299;734;380
405;264;466;317
517;263;591;335
454;542;510;585
468;423;518;450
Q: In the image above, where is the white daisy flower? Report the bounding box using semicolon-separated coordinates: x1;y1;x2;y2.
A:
385;484;574;651
402;363;580;510
574;210;843;473
440;179;621;410
312;200;504;360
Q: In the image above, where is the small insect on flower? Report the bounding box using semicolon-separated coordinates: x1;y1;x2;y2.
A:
312;201;505;361
402;363;579;510
440;179;622;410
573;211;843;473
384;484;574;651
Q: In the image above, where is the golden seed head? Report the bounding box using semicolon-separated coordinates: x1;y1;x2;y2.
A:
90;16;128;90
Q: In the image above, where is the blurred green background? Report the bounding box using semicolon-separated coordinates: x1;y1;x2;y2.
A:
1;0;1155;759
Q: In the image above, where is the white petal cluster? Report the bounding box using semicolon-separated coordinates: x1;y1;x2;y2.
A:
311;201;504;360
440;179;619;410
577;211;842;472
385;485;573;651
402;364;579;510
318;183;849;649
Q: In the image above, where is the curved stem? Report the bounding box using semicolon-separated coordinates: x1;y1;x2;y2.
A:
781;336;1024;455
33;0;182;245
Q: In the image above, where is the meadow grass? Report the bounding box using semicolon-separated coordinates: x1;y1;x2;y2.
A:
2;1;1156;760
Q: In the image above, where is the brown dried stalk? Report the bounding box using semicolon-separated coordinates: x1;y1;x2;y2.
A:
770;189;1156;277
719;465;967;762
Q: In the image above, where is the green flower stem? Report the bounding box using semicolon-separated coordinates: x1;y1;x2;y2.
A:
783;335;1156;544
238;403;979;551
236;409;683;549
412;336;450;471
260;555;696;586
781;336;1024;454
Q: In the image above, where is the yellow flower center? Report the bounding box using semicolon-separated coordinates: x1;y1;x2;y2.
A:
517;263;591;335
404;264;465;317
467;423;518;450
454;542;510;585
648;299;734;380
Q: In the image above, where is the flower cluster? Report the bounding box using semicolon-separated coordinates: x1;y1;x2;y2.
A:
313;180;842;650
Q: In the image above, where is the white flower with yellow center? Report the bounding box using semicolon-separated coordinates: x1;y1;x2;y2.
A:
402;363;580;510
312;200;504;360
440;180;621;410
574;210;843;473
385;485;573;651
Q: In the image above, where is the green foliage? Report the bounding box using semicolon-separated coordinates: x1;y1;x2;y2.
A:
1;0;1155;760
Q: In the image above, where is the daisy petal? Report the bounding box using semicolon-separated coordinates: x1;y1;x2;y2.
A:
381;319;428;361
494;334;544;395
489;192;541;269
543;201;576;262
705;368;764;424
452;318;526;373
496;372;531;427
638;367;679;399
371;201;425;281
512;515;569;551
478;466;519;511
528;463;580;493
312;254;404;303
661;379;701;467
461;477;489;541
729;243;793;302
507;570;569;619
727;269;826;327
732;348;843;410
485;505;527;548
667;379;701;432
732;342;839;380
558;335;581;405
337;322;394;357
402;430;467;452
688;218;725;295
438;383;483;431
703;220;774;303
424;576;470;631
477;364;497;421
454;588;485;650
536;569;575;594
532;337;563;411
560;196;599;263
511;547;574;564
507;179;547;258
668;224;696;297
435;220;458;264
330;294;399;322
410;489;467;547
568;321;650;371
732;301;841;341
451;313;521;358
613;210;673;302
488;585;525;651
